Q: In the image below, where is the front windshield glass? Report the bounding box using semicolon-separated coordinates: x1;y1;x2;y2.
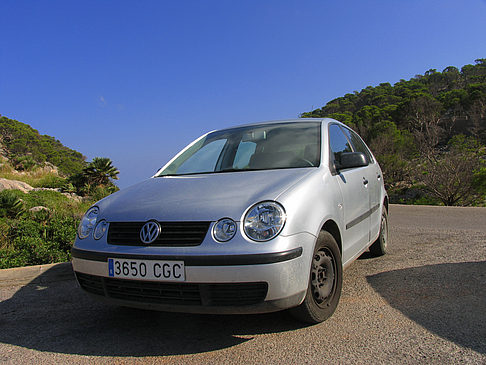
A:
157;122;321;176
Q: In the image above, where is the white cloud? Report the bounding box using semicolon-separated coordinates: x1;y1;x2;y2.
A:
99;96;107;106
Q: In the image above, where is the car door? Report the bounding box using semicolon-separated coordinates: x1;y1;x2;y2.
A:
340;126;382;242
328;124;371;264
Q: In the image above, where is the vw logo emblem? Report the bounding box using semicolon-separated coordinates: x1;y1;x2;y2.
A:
140;221;161;244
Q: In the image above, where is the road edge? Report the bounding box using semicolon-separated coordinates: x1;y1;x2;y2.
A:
0;262;74;287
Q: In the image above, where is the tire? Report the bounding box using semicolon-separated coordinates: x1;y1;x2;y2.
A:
369;208;388;256
290;231;343;324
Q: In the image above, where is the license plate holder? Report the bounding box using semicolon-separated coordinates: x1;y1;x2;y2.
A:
108;258;185;282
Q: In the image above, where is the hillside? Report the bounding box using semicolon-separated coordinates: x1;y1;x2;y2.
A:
0;116;86;175
302;59;486;206
0;115;119;269
302;59;486;145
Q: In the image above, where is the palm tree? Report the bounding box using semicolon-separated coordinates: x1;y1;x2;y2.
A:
83;157;119;186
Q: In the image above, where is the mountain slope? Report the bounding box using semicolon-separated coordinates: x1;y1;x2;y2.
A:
0;116;86;175
302;58;486;146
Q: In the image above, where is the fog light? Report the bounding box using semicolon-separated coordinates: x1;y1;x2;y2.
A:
213;218;237;242
93;220;108;240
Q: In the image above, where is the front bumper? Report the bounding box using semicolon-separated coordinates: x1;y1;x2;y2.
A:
72;232;315;314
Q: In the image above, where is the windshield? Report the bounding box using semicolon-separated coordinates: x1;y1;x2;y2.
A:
157;122;321;176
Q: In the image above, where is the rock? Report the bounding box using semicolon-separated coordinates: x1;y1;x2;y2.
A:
32;187;62;192
31;187;83;202
62;192;83;202
29;206;51;213
0;178;34;193
40;162;59;174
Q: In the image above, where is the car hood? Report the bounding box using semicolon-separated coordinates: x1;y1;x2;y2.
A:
96;169;314;222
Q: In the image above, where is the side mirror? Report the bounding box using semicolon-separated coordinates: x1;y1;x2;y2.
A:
336;152;368;170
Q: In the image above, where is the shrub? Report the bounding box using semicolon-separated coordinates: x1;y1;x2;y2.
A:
12;236;68;266
0;248;29;269
31;174;66;189
89;184;119;202
46;215;78;252
0;190;25;218
26;190;69;210
0;218;10;249
11;218;42;238
12;155;37;171
0;212;78;268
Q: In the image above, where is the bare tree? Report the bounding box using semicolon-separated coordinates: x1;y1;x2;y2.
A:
413;136;485;206
404;94;444;156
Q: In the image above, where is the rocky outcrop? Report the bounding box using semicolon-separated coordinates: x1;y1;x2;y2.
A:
39;162;59;174
62;192;83;202
29;206;51;213
0;178;34;193
31;187;81;202
0;178;83;201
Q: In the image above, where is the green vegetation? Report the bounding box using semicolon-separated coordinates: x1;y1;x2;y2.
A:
0;177;118;269
0;116;86;175
0;190;25;218
302;59;486;206
68;157;120;196
0;118;120;268
0;188;93;269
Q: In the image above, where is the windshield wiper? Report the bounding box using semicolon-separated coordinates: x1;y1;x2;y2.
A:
157;168;262;177
215;168;262;173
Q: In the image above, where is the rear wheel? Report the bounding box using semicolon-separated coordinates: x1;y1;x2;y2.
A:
290;231;342;324
369;208;388;256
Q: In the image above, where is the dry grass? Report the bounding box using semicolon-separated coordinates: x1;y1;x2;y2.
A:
0;162;65;188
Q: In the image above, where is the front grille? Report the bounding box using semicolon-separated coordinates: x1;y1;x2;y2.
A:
75;272;268;306
105;278;201;305
205;283;270;306
76;272;104;296
107;221;210;246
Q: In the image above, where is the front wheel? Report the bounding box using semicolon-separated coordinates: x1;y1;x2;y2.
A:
290;231;343;324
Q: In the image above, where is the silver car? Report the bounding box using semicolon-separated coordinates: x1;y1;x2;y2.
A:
72;118;388;323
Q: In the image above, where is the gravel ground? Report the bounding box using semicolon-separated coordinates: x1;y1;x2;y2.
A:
0;204;485;364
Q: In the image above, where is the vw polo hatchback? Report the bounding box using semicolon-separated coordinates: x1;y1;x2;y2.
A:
72;118;388;323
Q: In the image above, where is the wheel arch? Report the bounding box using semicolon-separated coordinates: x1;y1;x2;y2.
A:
320;219;342;255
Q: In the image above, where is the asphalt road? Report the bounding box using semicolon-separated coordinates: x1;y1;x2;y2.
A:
1;205;485;364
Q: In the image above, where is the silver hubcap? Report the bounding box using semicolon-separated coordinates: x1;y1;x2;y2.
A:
381;215;388;249
311;248;335;306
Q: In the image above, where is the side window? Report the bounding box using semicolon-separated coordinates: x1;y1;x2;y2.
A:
340;127;374;163
328;124;353;166
233;141;257;169
177;139;227;174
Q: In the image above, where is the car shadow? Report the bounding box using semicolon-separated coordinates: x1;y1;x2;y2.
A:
366;261;486;354
357;251;374;260
0;267;306;357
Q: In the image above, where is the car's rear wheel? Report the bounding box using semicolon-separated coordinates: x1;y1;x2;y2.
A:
369;208;388;256
290;231;342;324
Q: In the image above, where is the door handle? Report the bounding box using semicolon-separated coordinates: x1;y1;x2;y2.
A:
377;174;381;180
363;179;369;185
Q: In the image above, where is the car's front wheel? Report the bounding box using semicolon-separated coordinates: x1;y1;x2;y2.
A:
290;231;342;324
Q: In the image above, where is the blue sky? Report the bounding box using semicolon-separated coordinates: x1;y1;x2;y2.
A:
1;0;485;188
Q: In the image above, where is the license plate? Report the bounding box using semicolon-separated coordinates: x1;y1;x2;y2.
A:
108;258;185;282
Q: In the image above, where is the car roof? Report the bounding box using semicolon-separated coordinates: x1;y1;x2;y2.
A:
214;118;341;133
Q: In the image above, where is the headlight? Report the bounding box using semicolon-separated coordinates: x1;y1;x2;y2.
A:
78;207;99;239
213;218;237;242
93;220;108;240
243;201;286;242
